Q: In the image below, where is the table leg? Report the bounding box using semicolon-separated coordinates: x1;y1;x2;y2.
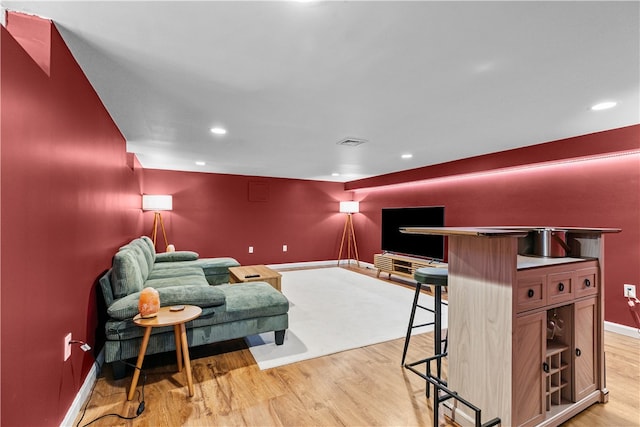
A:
174;325;183;372
179;323;195;396
127;326;152;401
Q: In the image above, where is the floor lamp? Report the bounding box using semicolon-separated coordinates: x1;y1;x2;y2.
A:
142;194;172;251
337;201;360;267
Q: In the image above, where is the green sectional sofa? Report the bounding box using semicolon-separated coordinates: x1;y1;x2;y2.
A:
99;236;289;378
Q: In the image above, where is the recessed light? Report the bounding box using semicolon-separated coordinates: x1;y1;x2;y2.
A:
401;153;413;159
331;172;340;177
195;161;206;166
591;101;617;111
210;127;227;135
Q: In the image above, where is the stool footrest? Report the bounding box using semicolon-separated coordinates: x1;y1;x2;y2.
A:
405;354;500;427
411;321;435;329
416;303;435;312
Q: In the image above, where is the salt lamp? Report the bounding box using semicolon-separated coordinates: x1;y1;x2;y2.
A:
138;287;160;318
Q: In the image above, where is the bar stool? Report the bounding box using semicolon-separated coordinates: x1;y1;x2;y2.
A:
402;267;448;396
403;269;501;427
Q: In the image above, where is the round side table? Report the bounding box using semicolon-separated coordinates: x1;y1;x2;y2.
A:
127;305;202;401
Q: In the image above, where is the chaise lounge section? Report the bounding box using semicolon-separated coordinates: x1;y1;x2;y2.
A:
99;236;289;378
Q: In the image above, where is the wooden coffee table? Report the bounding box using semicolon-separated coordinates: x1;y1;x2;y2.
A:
127;305;202;400
229;264;282;291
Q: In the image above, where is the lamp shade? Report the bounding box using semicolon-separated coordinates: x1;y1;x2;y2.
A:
339;201;359;214
142;194;173;211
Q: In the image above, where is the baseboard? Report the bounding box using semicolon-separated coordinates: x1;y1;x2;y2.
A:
267;259;336;269
267;259;375;270
604;321;640;339
60;348;104;427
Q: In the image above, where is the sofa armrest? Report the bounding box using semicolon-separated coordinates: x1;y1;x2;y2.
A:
155;251;199;262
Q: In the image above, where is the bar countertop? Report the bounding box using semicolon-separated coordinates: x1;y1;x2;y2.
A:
400;226;621;237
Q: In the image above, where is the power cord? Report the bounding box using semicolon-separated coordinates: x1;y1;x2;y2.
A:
72;338;146;427
75;368;145;426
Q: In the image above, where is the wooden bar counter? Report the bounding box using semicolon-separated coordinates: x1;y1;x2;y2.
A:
400;226;620;427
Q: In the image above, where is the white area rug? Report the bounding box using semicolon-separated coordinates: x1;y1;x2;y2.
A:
246;267;447;370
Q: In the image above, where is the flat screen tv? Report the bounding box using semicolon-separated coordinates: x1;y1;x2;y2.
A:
381;206;445;260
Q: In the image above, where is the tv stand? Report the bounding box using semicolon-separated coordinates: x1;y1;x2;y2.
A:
374;253;447;280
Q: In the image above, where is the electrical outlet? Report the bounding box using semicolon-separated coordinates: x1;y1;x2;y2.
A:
248;246;254;254
624;284;636;298
282;244;287;252
64;333;72;361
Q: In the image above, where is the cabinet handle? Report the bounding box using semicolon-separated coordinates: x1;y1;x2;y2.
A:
576;348;582;357
558;282;565;292
543;362;550;373
527;289;535;298
584;279;591;288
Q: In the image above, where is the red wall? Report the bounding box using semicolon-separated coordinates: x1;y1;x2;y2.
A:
348;126;640;328
142;169;346;265
1;15;143;426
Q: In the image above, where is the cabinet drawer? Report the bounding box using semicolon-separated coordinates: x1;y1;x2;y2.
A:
517;275;547;313
374;254;392;270
575;267;598;298
547;272;574;305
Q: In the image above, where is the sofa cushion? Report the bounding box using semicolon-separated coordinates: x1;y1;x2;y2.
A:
197;257;241;276
107;285;226;320
155;251;199;262
144;274;209;289
120;238;150;258
139;236;157;264
211;283;289;323
153;257;240;276
118;237;156;281
111;250;144;299
147;266;204;280
124;244;150;281
145;274;209;289
132;238;155;275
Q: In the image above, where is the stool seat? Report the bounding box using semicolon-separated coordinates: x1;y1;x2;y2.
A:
414;267;448;286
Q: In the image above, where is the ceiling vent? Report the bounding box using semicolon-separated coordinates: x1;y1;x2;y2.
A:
336;137;368;147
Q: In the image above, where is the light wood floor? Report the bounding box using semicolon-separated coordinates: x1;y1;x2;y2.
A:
75;266;640;427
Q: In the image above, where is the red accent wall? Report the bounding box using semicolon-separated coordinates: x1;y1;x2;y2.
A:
348;126;640;328
142;169;345;265
1;15;143;427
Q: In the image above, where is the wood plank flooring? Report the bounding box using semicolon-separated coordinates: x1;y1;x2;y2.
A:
74;266;640;427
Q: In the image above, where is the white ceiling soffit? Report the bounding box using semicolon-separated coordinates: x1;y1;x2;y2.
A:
3;1;639;182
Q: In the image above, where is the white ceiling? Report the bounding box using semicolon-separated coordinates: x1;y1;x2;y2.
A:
3;1;639;182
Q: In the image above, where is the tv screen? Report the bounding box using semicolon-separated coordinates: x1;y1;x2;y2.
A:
381;206;445;260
